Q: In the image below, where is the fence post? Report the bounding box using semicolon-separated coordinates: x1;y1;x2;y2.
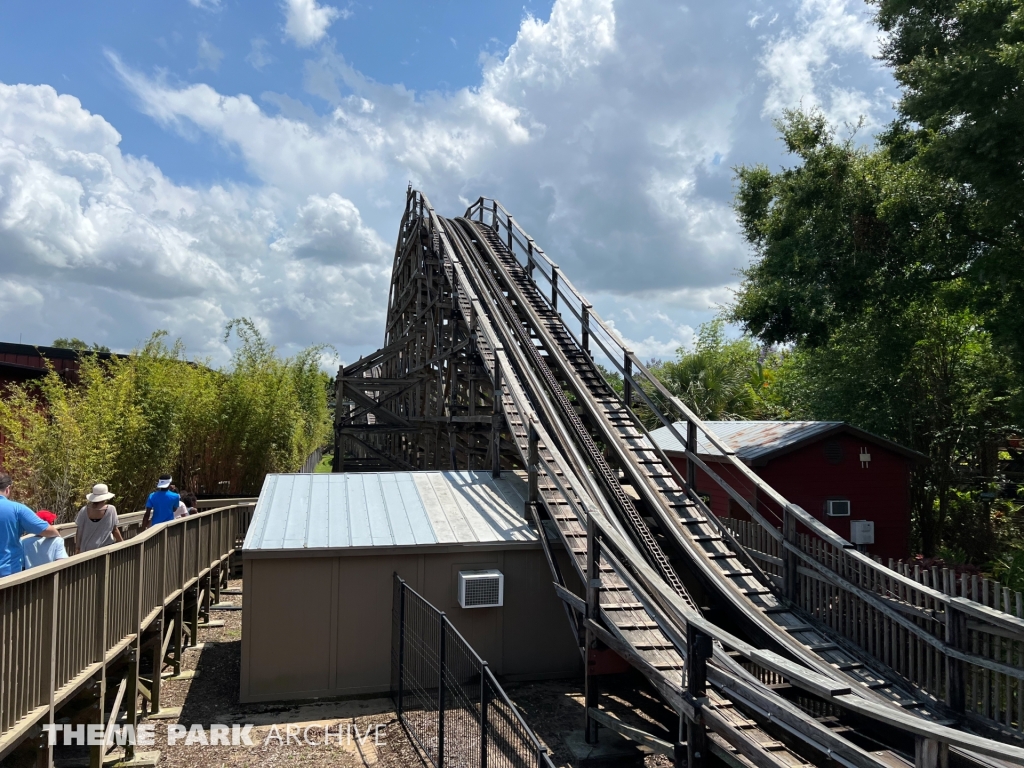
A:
398;581;406;718
480;661;489;768
945;605;966;714
438;614;447;767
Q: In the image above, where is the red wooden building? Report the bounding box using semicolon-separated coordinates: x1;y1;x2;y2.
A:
649;421;924;562
0;341;119;389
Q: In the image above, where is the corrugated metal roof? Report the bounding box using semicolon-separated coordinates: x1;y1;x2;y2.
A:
649;421;843;463
243;471;536;553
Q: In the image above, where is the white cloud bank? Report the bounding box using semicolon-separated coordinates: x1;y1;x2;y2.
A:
0;0;892;364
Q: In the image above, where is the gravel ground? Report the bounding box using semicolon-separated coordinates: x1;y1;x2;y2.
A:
43;577;672;768
502;679;674;768
50;578;428;768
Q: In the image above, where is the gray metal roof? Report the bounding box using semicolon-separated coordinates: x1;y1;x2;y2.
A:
243;471;536;553
649;421;843;463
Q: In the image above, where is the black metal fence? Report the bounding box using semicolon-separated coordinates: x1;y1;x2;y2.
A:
391;575;557;768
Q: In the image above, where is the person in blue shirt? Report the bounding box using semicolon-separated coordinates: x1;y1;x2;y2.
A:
0;472;61;578
142;474;181;529
23;510;69;569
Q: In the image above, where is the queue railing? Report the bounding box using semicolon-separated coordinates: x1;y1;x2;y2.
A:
0;501;255;758
391;575;556;768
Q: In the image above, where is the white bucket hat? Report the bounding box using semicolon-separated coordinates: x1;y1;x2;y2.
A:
86;483;115;503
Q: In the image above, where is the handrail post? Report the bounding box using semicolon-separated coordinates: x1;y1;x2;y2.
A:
623;353;633;409
686;420;697;495
584;514;600;743
507;216;513;251
492;356;502;478
527;422;539;518
150;615;163;715
44;571;59;768
480;661;489;768
551;265;559;310
581;304;591;356
685;623;711;768
783;505;798;602
527;241;535;281
438;613;447;767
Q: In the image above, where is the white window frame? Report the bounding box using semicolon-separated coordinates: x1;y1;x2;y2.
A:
826;499;851;517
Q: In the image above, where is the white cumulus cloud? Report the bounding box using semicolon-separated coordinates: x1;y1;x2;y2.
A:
282;0;343;48
1;0;896;363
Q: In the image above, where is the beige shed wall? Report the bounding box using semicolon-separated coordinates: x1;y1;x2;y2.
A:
240;546;581;703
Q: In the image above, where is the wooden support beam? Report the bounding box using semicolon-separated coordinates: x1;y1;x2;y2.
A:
587;708;675;757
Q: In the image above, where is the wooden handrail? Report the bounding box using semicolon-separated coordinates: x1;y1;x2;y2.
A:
0;502;256;758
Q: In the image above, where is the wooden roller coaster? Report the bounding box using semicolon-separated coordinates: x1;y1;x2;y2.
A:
336;188;1024;768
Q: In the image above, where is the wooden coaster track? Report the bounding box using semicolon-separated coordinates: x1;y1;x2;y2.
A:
335;189;1024;768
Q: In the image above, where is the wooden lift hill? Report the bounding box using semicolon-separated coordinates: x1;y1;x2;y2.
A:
333;189;1024;768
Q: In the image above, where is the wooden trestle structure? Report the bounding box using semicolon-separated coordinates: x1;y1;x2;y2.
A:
334;192;514;475
336;188;1024;768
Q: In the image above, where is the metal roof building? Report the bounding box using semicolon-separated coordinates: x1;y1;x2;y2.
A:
240;471;580;703
243;471;535;554
649;420;923;466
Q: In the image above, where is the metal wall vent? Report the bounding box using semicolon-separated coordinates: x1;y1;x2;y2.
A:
458;570;504;609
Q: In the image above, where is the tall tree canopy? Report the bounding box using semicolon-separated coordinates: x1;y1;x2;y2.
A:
731;110;1020;557
875;0;1024;369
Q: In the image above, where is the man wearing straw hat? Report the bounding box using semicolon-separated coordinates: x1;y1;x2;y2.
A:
0;471;61;578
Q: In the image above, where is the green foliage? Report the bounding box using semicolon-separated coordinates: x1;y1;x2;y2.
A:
51;337;111;353
653;320;787;421
733;110;975;350
873;0;1024;372
992;549;1024;594
0;322;331;522
732;109;1020;558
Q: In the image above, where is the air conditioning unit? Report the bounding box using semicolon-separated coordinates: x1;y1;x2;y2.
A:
826;499;851;517
458;570;504;609
850;520;875;546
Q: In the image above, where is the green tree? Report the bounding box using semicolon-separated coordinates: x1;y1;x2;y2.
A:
732;111;1019;557
0;322;331;520
652;320;786;422
52;337;111;353
874;0;1024;371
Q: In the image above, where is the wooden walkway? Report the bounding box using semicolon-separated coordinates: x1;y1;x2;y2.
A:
0;501;255;765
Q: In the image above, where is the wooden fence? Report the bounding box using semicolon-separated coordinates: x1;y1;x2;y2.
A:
722;517;1024;740
0;501;255;761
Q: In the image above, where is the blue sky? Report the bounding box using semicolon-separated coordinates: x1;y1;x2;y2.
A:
0;1;552;185
0;0;895;366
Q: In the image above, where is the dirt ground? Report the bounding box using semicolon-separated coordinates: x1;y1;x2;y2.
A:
41;577;672;768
